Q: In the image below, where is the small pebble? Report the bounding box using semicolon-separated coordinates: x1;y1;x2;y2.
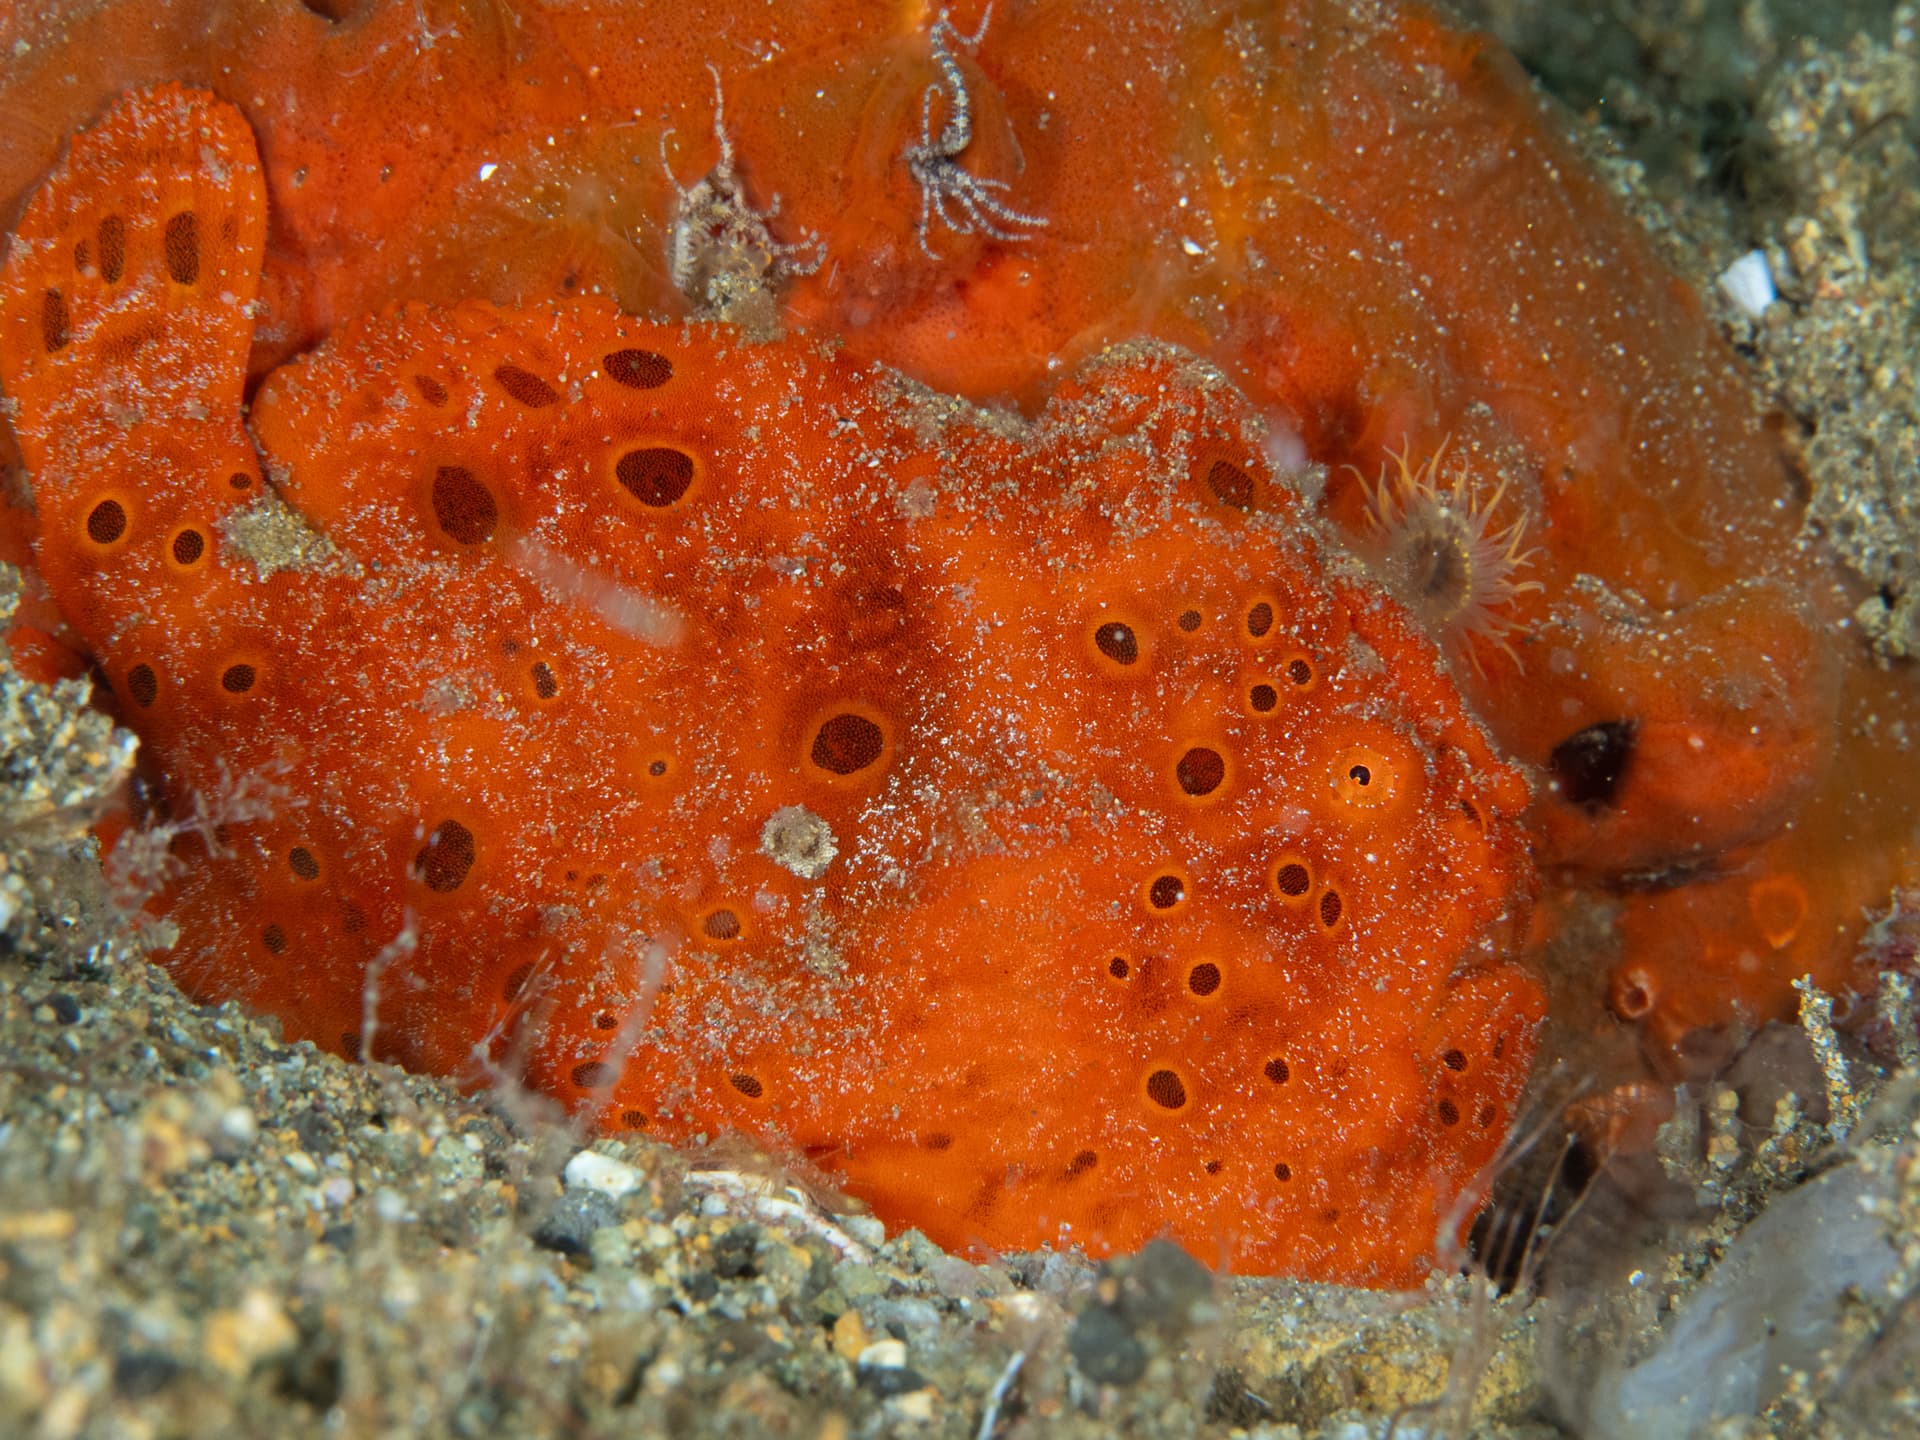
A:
202;1290;297;1378
856;1339;907;1369
1114;1239;1215;1333
834;1260;886;1300
858;1360;930;1398
886;1388;936;1420
1069;1305;1147;1386
588;1224;634;1270
831;1309;868;1360
217;1106;258;1148
711;1224;759;1279
532;1190;621;1257
563;1148;642;1198
112;1349;181;1399
1716;249;1777;318
868;1296;941;1341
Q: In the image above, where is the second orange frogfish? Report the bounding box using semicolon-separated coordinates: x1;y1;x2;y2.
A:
0;85;1543;1285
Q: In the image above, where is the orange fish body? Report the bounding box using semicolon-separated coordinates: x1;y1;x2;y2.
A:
2;85;1544;1284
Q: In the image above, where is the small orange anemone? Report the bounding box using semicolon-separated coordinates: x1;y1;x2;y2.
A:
1361;441;1542;674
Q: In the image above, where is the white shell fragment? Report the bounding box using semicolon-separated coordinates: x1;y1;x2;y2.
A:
563;1149;644;1198
1715;249;1776;319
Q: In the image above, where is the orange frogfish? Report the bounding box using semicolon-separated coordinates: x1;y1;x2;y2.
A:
2;0;1916;1282
1;85;1541;1285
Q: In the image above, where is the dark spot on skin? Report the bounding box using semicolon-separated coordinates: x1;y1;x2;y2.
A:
416;818;477;892
126;664;158;707
1148;874;1185;910
1175;747;1225;796
604;348;674;389
1206;459;1254;509
1145;1068;1187;1109
811;713;885;775
1094;621;1138;665
616;447;695;507
86;499;127;545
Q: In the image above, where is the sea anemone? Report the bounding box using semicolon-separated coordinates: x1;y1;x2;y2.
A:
1361;440;1543;674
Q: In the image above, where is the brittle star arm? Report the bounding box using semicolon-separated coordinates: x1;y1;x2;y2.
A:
902;5;1047;260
